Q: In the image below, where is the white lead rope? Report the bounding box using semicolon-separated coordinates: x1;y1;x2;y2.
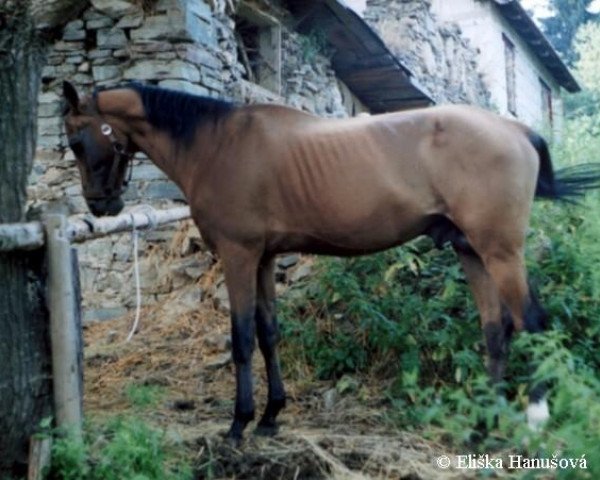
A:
125;206;158;343
126;219;142;343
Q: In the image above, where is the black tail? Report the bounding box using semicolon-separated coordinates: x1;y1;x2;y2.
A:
528;131;600;201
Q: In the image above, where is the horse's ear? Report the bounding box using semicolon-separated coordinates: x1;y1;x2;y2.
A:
63;80;80;113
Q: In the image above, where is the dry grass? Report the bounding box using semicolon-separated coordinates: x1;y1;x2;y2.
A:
83;221;475;479
192;429;471;480
83;287;478;479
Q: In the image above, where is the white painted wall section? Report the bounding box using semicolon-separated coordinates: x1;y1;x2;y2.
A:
431;0;563;134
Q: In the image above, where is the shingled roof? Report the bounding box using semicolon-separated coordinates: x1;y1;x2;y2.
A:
493;0;580;92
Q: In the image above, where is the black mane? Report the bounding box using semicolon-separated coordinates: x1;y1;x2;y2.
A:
96;83;237;144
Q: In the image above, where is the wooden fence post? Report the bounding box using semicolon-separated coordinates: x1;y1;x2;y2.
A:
43;212;83;438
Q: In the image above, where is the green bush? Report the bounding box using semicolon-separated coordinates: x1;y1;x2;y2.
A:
280;241;479;382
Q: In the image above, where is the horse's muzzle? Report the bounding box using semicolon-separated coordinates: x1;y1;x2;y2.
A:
87;197;124;217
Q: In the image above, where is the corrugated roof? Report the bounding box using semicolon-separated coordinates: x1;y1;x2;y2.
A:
288;0;434;112
493;0;580;92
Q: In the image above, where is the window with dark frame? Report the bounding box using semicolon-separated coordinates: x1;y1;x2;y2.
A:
503;33;517;116
540;79;553;128
234;2;282;95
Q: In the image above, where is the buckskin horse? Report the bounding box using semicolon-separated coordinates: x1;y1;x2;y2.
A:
61;81;600;442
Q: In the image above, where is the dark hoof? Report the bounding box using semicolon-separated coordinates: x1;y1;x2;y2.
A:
222;431;243;448
254;422;279;437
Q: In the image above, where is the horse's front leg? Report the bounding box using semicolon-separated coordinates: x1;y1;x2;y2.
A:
255;255;286;436
219;241;261;443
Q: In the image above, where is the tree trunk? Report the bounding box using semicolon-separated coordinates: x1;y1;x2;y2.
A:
0;2;52;475
1;0;85;472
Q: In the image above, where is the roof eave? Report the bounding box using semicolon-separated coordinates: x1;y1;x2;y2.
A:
492;0;580;92
288;0;434;112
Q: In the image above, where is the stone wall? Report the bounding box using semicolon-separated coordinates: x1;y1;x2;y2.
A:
30;0;349;321
365;0;491;107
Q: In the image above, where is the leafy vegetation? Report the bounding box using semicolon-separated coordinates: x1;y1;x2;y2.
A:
46;417;192;480
298;29;330;64
45;380;188;480
565;22;600;117
540;0;599;66
125;383;167;410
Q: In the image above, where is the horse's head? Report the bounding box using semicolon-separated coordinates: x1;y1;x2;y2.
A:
62;81;133;217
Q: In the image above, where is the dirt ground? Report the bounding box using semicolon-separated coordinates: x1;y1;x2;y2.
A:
83;278;478;480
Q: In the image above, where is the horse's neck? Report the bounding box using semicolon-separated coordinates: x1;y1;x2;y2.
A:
134;122;225;201
98;89;221;195
131;127;191;189
97;89;184;184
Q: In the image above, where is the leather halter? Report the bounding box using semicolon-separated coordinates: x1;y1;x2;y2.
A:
99;122;134;195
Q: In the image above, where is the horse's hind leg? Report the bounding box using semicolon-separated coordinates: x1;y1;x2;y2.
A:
429;216;515;384
254;255;286;436
473;243;550;429
455;249;514;386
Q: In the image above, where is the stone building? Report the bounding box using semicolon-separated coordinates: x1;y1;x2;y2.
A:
364;0;491;107
430;0;580;135
29;0;575;321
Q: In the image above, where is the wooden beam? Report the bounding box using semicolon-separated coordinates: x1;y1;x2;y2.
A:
67;206;191;243
0;222;44;251
28;437;52;480
258;24;281;95
0;206;191;251
235;31;256;83
44;212;83;438
237;1;280;27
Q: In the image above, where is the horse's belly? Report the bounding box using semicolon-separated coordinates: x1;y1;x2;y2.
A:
268;226;423;256
268;151;438;255
267;201;430;255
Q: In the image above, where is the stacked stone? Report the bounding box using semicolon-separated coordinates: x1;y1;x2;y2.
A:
33;0;232;215
125;0;225;95
31;0;352;322
281;30;347;118
42;0;227;96
33;89;88;214
365;0;491;107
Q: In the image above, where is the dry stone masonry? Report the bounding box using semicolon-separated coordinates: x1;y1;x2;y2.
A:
31;0;348;321
365;0;491;107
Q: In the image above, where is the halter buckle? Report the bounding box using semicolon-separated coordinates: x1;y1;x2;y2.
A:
101;123;113;136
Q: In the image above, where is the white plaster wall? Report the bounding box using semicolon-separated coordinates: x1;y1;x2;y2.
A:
346;0;367;15
431;0;563;134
